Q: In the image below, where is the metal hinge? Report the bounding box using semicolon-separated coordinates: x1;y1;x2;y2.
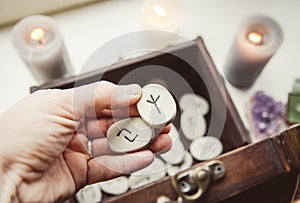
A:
157;160;226;203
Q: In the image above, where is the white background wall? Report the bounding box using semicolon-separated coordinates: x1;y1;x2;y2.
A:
0;0;100;26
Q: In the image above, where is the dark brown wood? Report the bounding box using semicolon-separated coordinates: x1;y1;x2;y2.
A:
294;186;300;203
107;125;300;203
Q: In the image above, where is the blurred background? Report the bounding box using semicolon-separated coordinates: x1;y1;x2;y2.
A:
0;0;299;132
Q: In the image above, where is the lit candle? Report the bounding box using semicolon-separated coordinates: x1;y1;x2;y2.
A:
153;4;167;18
247;31;264;45
224;15;283;88
142;0;183;33
12;15;72;84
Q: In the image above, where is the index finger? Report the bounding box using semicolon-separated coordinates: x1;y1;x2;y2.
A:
64;81;141;120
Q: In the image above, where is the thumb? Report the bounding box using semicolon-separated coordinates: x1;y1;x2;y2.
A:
66;81;141;119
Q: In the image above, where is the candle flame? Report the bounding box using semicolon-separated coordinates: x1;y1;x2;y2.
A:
30;28;45;41
248;32;263;45
153;4;167;17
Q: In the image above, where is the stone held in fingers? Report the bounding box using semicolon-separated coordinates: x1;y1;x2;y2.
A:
137;84;177;128
107;117;154;153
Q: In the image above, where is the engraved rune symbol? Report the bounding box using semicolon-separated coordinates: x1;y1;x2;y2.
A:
116;128;138;143
146;94;161;114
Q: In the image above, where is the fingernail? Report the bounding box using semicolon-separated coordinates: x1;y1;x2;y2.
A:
121;84;142;103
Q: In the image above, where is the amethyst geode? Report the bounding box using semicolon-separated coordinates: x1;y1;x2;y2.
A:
250;91;284;139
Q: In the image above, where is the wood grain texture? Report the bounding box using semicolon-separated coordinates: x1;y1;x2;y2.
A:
107;125;300;203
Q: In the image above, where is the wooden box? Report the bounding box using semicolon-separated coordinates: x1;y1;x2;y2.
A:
30;37;250;152
107;125;300;203
31;37;299;202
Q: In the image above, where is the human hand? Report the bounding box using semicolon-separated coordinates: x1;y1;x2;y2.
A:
0;81;171;202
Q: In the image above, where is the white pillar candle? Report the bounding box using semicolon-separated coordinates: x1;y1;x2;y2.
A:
224;15;283;88
142;0;183;33
12;15;72;84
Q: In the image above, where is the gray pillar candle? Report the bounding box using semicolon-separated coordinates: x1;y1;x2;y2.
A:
12;15;72;84
224;15;283;88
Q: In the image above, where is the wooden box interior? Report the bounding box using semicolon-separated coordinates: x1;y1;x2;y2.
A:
30;37;251;202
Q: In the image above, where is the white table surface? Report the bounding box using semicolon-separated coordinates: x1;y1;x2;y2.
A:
0;0;299;135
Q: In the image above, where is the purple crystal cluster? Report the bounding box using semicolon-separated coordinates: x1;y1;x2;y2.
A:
250;91;284;138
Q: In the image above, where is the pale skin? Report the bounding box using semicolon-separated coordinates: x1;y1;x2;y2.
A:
0;81;172;202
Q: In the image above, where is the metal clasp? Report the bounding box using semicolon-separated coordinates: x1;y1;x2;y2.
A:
157;160;226;203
